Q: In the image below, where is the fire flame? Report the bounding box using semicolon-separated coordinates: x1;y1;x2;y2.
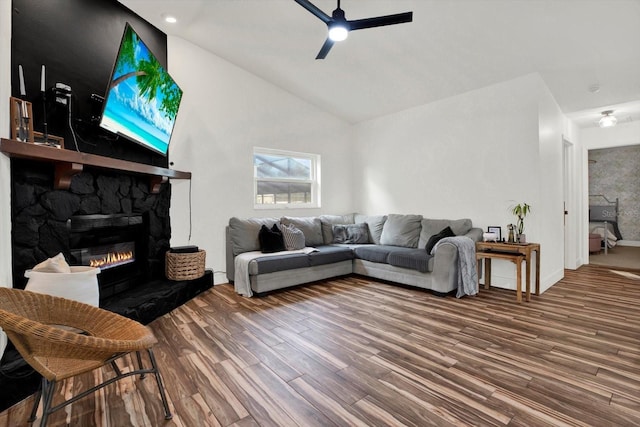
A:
89;251;134;268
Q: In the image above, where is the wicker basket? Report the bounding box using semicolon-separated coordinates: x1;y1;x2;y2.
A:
165;250;206;281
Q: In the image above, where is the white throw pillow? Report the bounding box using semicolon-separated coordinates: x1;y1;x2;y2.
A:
32;252;71;273
281;224;306;250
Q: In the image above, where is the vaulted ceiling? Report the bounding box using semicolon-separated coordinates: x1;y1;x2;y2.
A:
119;0;640;128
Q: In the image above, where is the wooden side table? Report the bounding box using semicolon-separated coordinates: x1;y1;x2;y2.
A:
475;242;540;303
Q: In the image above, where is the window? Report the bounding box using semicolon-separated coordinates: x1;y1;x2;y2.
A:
254;148;321;208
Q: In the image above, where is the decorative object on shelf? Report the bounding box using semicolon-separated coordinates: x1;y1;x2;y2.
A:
507;224;516;243
511;202;531;243
33;131;64;149
486;226;502;242
9;96;34;142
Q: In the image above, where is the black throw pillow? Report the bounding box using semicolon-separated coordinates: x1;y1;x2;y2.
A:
259;224;286;253
425;226;455;253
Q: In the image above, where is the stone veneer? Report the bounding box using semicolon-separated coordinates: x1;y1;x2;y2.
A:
11;158;171;290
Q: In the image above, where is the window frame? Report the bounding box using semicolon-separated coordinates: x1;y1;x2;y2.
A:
253;147;321;209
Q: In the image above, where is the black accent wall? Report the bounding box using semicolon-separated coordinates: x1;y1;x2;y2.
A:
11;0;170;167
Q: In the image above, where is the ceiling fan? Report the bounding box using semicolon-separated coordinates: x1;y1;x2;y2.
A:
295;0;413;59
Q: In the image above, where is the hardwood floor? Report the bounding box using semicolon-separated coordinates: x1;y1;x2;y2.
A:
1;265;639;426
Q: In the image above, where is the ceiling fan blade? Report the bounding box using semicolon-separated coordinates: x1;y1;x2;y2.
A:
294;0;332;24
348;11;413;31
316;38;335;59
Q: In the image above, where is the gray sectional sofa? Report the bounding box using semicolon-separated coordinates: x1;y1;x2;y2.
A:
226;213;482;297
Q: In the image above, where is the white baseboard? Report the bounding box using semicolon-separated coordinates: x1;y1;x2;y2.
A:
617;240;640;247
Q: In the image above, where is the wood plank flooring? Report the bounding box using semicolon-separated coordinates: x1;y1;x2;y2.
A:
1;265;639;426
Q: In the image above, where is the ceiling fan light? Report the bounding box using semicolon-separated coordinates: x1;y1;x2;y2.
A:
328;25;348;41
599;110;617;128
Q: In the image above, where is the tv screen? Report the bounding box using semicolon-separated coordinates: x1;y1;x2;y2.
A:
99;23;182;156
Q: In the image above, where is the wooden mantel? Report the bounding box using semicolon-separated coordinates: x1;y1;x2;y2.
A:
1;138;191;193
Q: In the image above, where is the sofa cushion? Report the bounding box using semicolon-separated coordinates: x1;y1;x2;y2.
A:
332;223;370;244
229;217;280;256
249;253;310;275
320;214;355;244
418;218;473;248
387;249;434;273
379;214;423;248
248;246;354;275
308;246;354;266
353;245;397;264
281;216;324;246
258;224;286;253
281;224;306;250
354;214;387;244
425;226;455;253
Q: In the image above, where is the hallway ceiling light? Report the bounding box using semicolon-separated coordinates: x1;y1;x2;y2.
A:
599;110;617;128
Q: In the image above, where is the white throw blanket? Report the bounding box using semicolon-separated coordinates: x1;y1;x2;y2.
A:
234;248;318;297
431;236;478;298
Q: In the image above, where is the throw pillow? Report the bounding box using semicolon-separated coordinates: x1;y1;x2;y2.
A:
379;214;423;247
332;223;370;244
425;226;455;254
280;216;324;246
281;224;306;250
32;252;71;273
229;217;279;256
320;214;355;244
258;224;285;253
354;214;387;244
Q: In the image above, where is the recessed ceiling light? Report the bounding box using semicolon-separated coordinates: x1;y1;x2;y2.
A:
163;15;177;24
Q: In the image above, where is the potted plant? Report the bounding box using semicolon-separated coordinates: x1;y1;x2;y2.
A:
511;202;531;243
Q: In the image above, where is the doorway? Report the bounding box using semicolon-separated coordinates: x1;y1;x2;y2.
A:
587;145;640;270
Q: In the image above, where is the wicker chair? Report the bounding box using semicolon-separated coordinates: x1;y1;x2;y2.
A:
0;287;172;426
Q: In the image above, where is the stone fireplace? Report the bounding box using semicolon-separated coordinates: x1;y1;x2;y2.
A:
3;152;212;413
11;158;171;300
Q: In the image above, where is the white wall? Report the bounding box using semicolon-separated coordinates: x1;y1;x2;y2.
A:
353;74;565;292
537;79;566;286
561;117;584;269
581;121;640;150
167;37;354;284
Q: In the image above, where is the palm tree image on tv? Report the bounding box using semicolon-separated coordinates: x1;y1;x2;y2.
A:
100;25;183;155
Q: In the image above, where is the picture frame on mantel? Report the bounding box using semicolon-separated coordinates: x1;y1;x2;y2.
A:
9;96;34;143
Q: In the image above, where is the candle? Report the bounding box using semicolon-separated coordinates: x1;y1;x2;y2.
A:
18;65;26;96
40;65;45;92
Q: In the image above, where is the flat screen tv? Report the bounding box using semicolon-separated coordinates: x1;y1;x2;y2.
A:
99;23;182;156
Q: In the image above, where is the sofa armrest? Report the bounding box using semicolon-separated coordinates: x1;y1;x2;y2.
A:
225;226;235;282
431;243;458;293
463;227;483;242
431;227;481;293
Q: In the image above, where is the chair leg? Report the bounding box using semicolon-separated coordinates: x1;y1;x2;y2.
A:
110;360;122;376
39;379;56;427
28;377;44;422
136;351;146;379
147;348;172;420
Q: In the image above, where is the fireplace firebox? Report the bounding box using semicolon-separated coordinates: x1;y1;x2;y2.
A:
68;214;149;300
